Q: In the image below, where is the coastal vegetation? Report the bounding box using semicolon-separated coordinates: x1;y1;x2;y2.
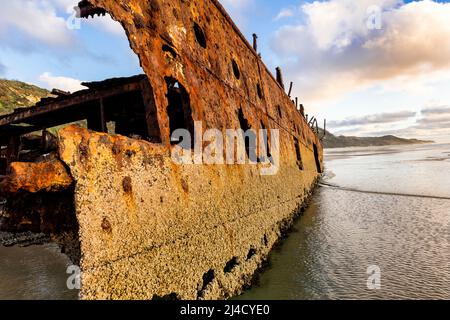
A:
0;79;50;116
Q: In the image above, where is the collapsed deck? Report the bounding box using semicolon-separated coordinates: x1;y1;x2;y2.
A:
0;75;158;176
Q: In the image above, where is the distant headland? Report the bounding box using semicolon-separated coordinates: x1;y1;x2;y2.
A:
319;129;433;149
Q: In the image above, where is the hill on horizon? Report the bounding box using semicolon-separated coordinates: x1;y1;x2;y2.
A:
0;79;50;116
319;128;433;149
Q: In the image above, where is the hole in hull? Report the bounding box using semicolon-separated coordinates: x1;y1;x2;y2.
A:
247;248;257;260
194;23;207;49
197;269;215;298
313;143;322;173
166;78;194;149
238;108;256;161
294;138;304;170
224;257;239;273
232;59;240;80
256;84;263;99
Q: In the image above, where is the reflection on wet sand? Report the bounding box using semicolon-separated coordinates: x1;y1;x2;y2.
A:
0;242;78;300
238;143;450;300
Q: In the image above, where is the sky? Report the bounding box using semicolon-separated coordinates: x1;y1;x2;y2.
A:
1;0;450;142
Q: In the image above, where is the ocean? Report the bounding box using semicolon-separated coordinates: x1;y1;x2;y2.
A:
238;143;450;299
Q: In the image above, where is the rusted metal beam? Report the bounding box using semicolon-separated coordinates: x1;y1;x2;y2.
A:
42;129;48;152
140;79;162;143
5;136;20;168
288;82;293;98
51;89;71;97
276;67;285;90
300;104;305;117
252;33;258;52
99;98;107;133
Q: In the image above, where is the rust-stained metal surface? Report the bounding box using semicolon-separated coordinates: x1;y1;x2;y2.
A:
86;0;323;155
0;0;324;300
0;160;73;194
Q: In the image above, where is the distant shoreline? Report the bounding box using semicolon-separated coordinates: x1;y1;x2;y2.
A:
320;129;434;149
324;140;434;149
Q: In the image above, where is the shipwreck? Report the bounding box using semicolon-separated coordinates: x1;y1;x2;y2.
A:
0;0;324;299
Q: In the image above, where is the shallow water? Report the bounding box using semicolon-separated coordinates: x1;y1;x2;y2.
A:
1;143;449;300
238;143;450;300
0;243;78;300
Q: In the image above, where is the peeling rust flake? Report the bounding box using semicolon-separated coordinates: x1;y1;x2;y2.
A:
0;160;73;194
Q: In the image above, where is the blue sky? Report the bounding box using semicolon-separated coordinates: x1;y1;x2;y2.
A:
1;0;450;142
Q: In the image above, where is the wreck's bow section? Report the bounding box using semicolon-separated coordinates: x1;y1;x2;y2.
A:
0;0;324;299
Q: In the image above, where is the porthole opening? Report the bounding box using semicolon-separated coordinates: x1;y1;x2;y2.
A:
193;22;207;49
314;143;323;173
238;108;257;161
232;59;240;80
162;44;178;59
256;83;263;99
294;137;304;170
260;121;272;163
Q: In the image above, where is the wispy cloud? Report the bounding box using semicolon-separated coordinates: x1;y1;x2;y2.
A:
38;72;86;93
0;1;76;50
421;106;450;116
329;111;417;128
332;103;450;142
274;7;297;21
0;1;125;55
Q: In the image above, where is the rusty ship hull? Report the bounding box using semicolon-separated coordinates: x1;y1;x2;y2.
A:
0;0;324;299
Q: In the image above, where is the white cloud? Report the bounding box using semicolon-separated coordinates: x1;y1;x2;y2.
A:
39;72;86;93
0;0;126;54
271;0;450;105
301;0;400;51
422;105;450;116
0;1;76;49
274;7;297;21
48;0;78;10
329;111;417;128
48;0;125;36
332;101;450;142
